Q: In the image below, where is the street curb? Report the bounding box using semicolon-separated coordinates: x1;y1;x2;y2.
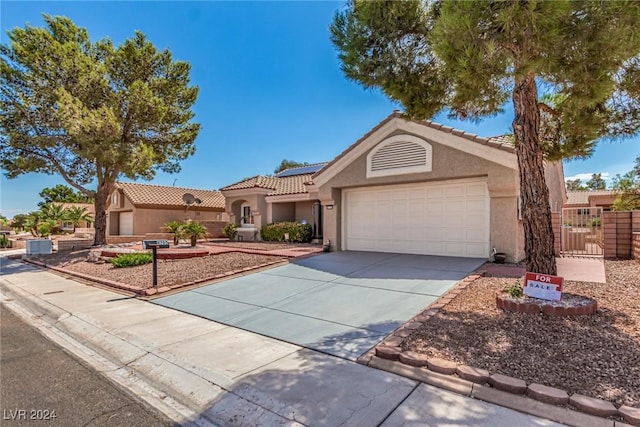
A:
0;283;217;427
361;272;637;427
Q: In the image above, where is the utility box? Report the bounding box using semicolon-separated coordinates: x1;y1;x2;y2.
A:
26;239;53;255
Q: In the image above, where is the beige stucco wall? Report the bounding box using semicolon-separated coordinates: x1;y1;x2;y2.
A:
295;201;314;224
544;161;566;213
131;208;224;236
225;193;269;231
317;129;524;261
270;202;295;223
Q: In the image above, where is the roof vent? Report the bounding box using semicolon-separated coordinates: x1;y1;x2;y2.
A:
367;135;432;178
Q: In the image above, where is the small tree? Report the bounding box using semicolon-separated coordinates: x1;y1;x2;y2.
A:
10;213;28;232
566;179;586;191
1;16;200;246
182;221;208;247
161;220;185;246
612;155;640;211
274;159;309;174
38;184;92;207
586;173;607;190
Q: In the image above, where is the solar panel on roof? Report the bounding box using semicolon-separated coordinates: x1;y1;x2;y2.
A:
276;163;326;177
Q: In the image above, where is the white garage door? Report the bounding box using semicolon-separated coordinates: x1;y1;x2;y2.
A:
119;212;134;236
344;180;490;258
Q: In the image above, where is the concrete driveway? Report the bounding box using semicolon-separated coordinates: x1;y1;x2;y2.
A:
154;251;485;360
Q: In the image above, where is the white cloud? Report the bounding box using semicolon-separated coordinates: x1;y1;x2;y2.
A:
565;172;611;182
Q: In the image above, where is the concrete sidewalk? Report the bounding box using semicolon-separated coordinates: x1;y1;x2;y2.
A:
0;257;562;426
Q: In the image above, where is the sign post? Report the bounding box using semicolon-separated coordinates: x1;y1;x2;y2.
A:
524;272;564;301
142;240;170;291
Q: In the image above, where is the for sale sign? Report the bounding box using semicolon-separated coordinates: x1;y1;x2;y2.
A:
524;272;564;301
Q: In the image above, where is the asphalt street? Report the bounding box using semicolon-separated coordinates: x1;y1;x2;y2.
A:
0;307;174;427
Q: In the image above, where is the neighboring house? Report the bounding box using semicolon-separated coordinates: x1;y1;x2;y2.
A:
221;112;566;262
563;189;619;226
220;164;326;240
60;203;95;231
565;190;619;211
107;182;227;237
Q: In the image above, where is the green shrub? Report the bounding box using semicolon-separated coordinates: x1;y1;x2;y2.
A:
260;222;313;243
0;234;9;248
110;252;153;268
587;217;601;227
504;282;523;298
222;223;238;240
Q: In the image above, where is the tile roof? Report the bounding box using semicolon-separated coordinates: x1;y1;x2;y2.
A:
313;111;517;178
220;174;314;196
114;182;225;209
566;190;619;205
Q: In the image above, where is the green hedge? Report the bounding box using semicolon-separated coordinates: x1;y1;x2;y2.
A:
260;222;313;243
110;252;153;268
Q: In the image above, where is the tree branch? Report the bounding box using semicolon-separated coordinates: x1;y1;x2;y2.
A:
538;102;559;117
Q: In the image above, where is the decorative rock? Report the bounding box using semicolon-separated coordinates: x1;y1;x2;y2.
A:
403;322;423;330
527;383;569;405
398;351;429;367
383;336;404;347
489;374;527;394
569;394;618;417
394;329;413;338
375;345;401;361
456;365;490;384
619;405;640;426
426;358;457;375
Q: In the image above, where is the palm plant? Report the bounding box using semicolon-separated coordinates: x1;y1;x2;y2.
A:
161;220;185;246
182;221;208;247
24;212;42;237
39;203;66;234
64;206;94;232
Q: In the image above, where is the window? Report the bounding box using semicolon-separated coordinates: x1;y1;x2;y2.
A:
241;205;252;225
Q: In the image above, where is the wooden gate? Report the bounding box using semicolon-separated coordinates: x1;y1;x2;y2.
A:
560;207;604;256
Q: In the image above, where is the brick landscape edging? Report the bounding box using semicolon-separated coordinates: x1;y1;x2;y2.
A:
495;294;598;317
360;273;639;427
22;257;288;297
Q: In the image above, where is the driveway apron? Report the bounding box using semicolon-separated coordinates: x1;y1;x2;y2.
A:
154;251;485;360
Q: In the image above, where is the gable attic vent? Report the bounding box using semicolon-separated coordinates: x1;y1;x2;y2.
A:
367;135;432;178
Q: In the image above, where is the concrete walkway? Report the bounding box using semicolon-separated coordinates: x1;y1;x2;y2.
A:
0;257;562;426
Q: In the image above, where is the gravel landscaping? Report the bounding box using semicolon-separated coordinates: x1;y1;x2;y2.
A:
403;259;640;408
28;250;286;290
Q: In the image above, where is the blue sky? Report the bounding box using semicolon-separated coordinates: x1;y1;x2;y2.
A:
1;1;636;217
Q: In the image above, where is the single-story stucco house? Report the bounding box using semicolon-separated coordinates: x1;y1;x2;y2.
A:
221;112;567;262
107;182;227;237
565;190;619;211
60;202;95;231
